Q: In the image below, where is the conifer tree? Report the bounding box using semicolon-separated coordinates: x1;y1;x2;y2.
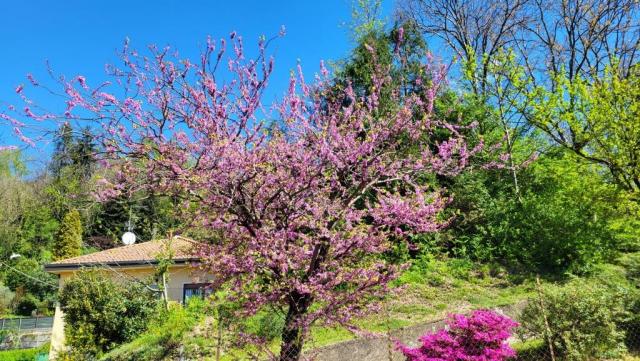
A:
53;209;82;260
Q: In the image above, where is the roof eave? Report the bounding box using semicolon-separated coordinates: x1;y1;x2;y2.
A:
43;258;200;273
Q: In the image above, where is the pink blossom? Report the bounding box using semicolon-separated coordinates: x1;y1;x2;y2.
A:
77;75;88;89
98;92;117;103
4;33;489;361
26;73;38;85
397;310;518;361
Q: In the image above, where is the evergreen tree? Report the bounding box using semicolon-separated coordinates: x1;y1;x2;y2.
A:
53;209;82;260
49;123;75;180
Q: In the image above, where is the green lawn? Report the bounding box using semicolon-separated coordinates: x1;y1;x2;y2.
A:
0;343;49;361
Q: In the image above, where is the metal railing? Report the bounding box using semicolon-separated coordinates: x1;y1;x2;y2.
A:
0;317;54;331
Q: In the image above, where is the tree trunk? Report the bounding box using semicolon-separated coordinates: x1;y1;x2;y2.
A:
279;291;311;361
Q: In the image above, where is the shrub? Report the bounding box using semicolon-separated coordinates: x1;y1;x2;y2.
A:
617;253;640;350
519;281;629;360
59;269;158;359
245;310;286;341
0;328;20;349
13;294;38;316
4;258;57;300
101;297;206;361
443;153;627;274
397;310;518;361
0;283;15;314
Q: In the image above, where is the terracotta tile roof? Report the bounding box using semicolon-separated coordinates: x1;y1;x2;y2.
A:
44;236;200;272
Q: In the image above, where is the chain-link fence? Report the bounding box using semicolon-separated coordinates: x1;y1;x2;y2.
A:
0;317;53;331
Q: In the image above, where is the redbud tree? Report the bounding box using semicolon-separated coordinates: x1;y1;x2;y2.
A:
5;31;482;360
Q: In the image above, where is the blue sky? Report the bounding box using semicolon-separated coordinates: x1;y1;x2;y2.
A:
0;0;395;167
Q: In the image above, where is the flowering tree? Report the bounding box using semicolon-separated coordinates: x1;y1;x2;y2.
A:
398;310;518;361
5;31;482;360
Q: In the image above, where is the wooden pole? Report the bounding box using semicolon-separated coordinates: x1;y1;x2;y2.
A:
535;276;556;361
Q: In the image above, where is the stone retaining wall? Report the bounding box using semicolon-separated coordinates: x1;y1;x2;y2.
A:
0;329;51;350
309;301;527;361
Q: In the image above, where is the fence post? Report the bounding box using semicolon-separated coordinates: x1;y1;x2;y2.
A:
1;318;4;330
18;318;22;331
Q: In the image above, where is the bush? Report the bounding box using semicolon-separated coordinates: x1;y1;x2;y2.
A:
0;328;20;349
13;294;38;316
0;283;15;314
442;152;627;274
519;281;630;360
4;258;57;300
59;269;158;359
101;297;206;361
617;252;640;350
397;310;518;361
245;310;286;341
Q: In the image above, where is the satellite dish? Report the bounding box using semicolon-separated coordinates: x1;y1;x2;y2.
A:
122;231;136;246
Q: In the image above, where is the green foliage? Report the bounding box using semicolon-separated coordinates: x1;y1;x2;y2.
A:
53;209;83;260
333;17;427;117
4;258;56;300
101;298;206;361
45;124;98;225
348;0;385;40
0;149;26;178
529;64;640;196
59;270;158;359
50;123;96;182
0;327;21;350
0;283;15;314
616;252;640;350
512;339;548;360
88;192;180;245
0;163;58;261
520;280;631;360
245;310;286;341
619;252;640;287
13;294;38;316
0;342;49;361
441;150;630;274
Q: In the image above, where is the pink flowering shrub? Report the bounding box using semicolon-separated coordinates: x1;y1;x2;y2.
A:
398;310;518;361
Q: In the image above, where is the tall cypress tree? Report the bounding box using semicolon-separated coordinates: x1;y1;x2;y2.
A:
53;209;82;260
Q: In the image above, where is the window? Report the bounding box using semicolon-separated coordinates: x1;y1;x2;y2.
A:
182;283;210;304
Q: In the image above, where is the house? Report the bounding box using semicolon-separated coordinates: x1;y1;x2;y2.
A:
43;236;212;357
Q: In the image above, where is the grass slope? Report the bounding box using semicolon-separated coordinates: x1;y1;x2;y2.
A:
104;252;640;360
0;343;49;361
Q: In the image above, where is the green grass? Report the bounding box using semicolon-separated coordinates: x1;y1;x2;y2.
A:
0;343;49;361
101;299;206;361
101;253;640;359
512;339;550;360
291;256;540;350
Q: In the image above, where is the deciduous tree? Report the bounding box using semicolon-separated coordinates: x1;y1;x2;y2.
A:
9;32;482;360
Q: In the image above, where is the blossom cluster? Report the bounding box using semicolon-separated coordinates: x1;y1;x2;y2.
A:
398;310;519;361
